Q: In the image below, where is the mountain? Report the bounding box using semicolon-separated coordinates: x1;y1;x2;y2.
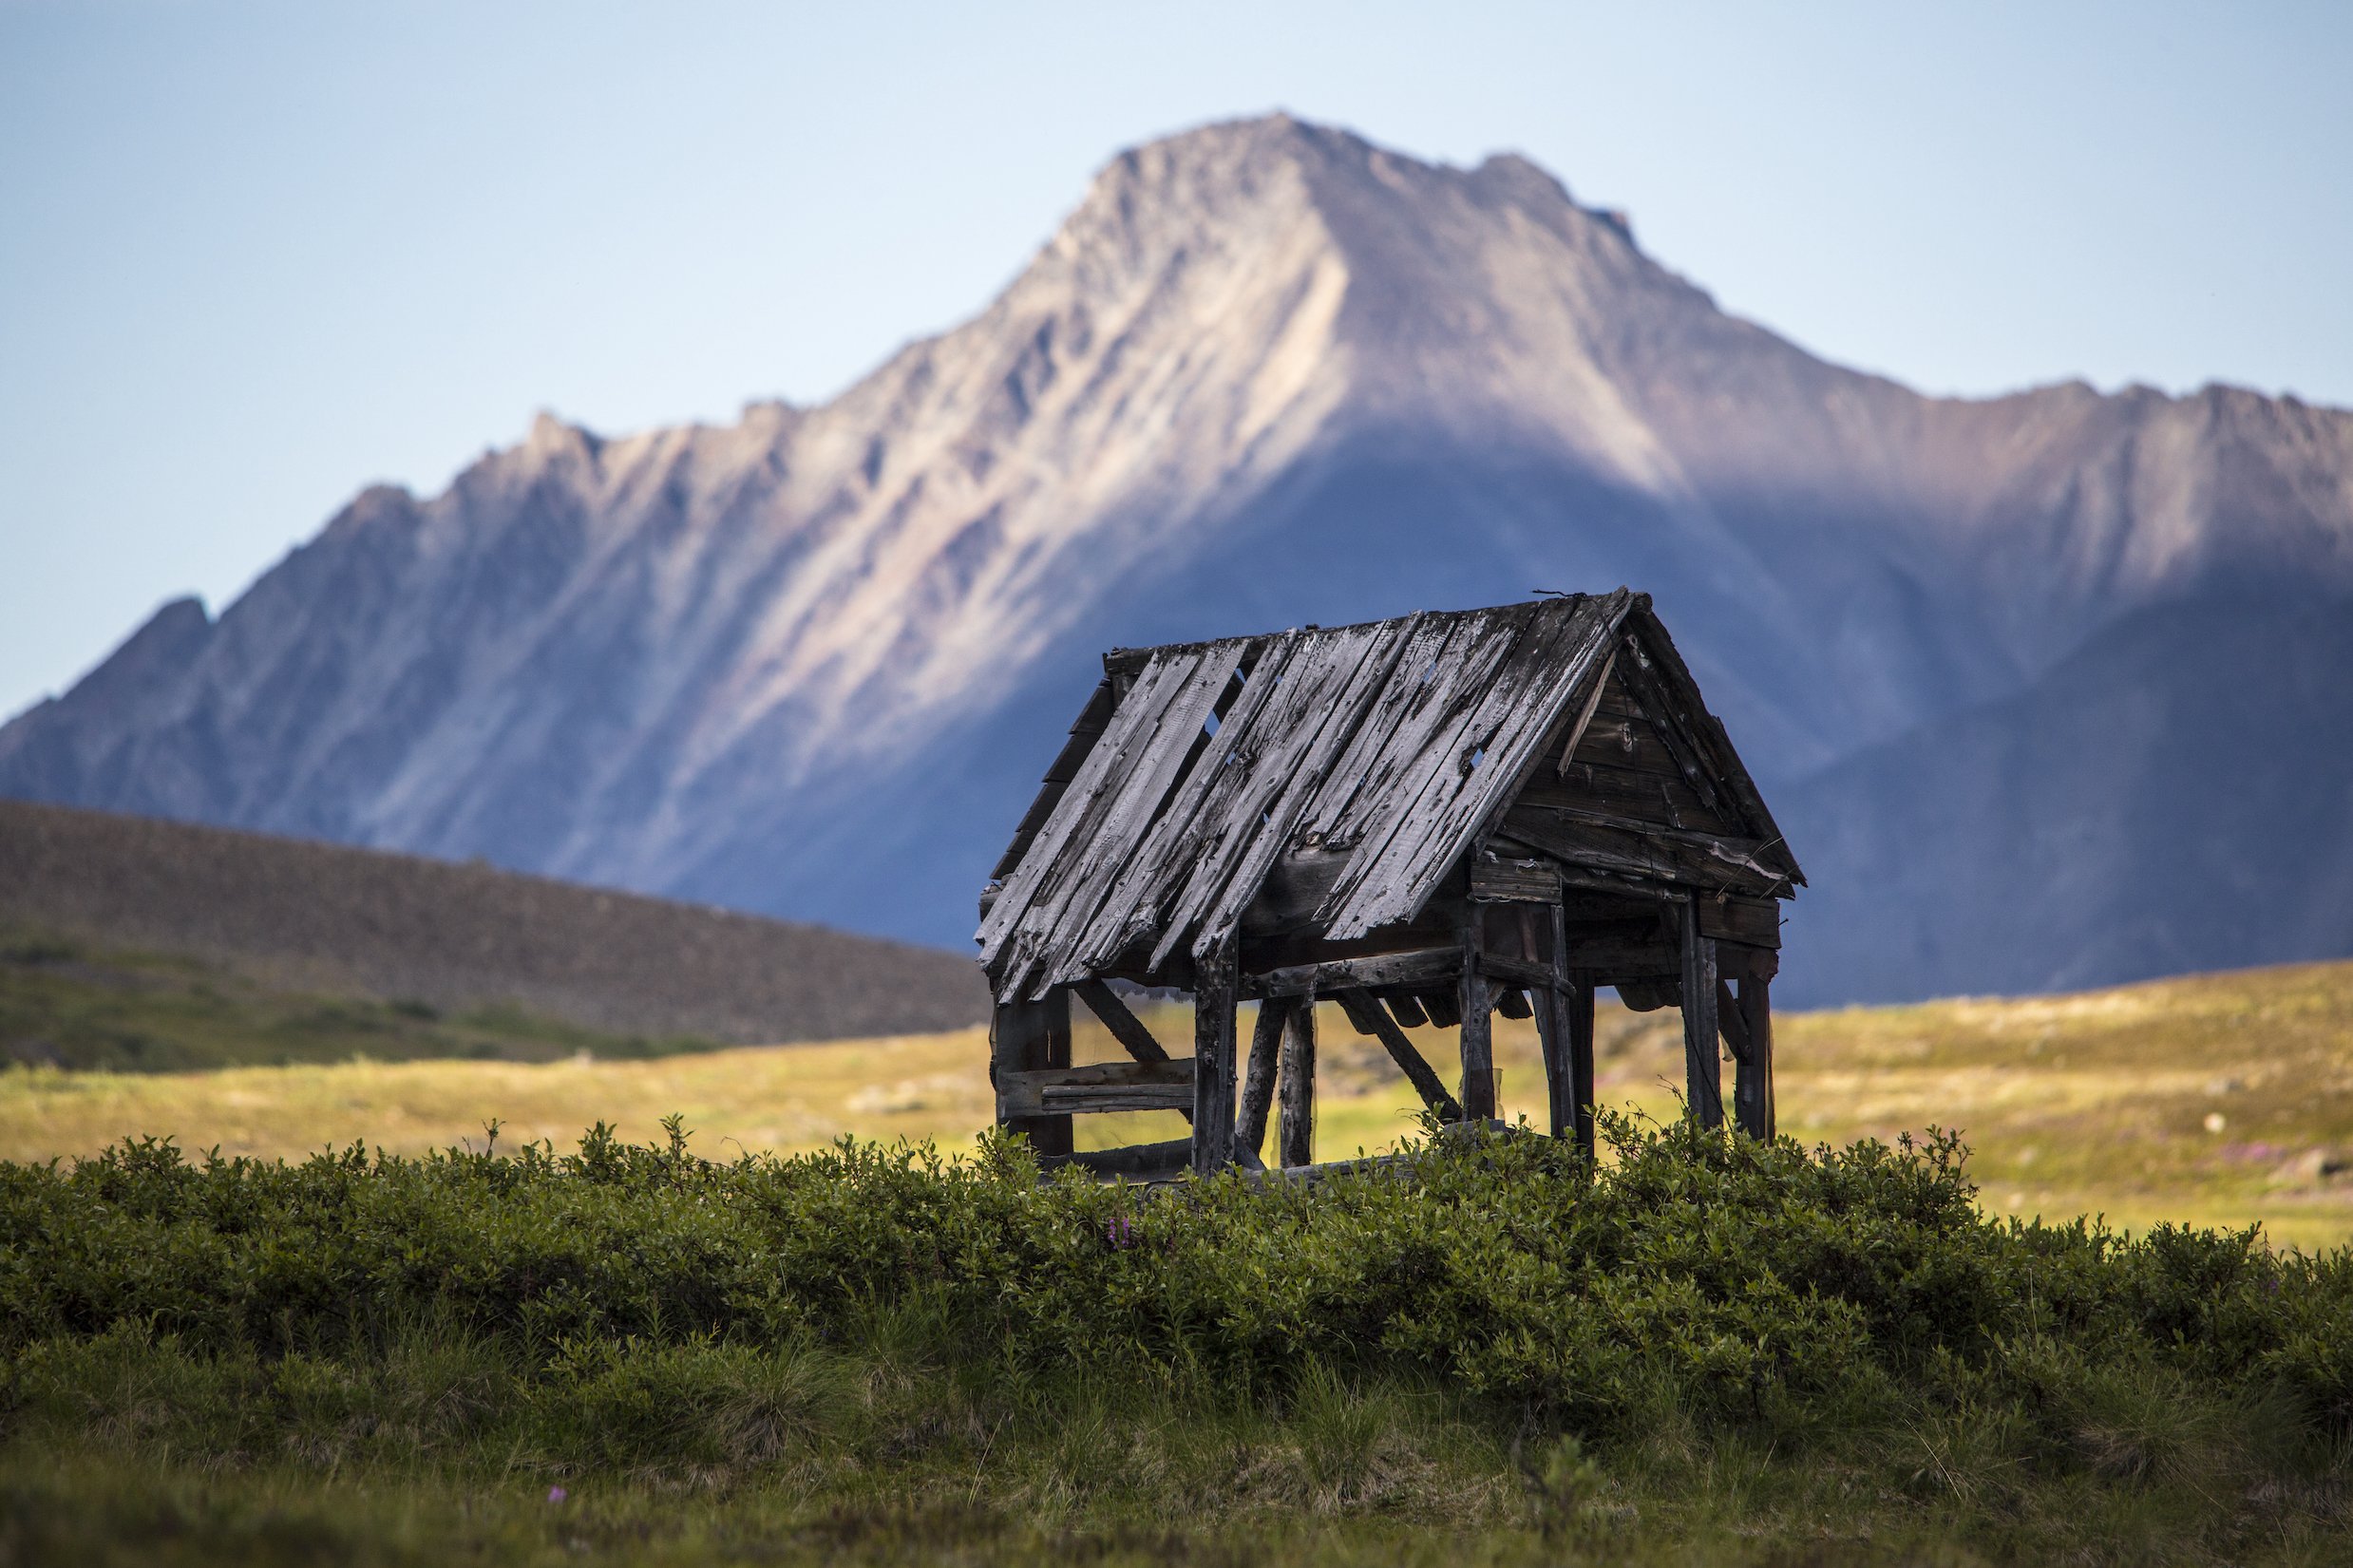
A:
4;115;2350;1003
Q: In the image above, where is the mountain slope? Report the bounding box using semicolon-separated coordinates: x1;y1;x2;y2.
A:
0;798;985;1045
1780;593;2353;1001
5;115;2351;996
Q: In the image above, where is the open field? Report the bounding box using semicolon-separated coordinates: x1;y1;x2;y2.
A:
8;953;2353;1246
4;1116;2350;1566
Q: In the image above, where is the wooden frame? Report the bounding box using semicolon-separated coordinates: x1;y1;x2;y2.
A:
979;595;1797;1180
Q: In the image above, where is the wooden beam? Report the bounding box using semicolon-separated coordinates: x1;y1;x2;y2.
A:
1735;973;1775;1140
990;992;1073;1157
1237;997;1287;1158
1072;979;1170;1062
1679;901;1723;1128
997;1059;1194;1117
1072;978;1192;1125
1715;978;1752;1067
1243;946;1457;1000
1333;989;1462;1122
1566;975;1598;1158
1458;911;1497;1122
1047;1137;1192;1179
1191;944;1239;1175
1277;993;1317;1168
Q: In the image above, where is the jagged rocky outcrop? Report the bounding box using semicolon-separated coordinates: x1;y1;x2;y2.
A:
6;115;2350;1001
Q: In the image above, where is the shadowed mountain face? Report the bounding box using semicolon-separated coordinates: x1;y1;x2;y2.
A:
5;115;2350;1002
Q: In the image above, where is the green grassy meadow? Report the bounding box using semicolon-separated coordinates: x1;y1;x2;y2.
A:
9;928;2353;1562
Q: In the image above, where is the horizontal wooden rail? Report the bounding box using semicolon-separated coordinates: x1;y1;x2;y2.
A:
997;1058;1194;1118
1243;946;1458;1000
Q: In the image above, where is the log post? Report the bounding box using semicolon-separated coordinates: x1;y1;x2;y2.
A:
1191;944;1239;1175
1566;975;1597;1158
1237;996;1286;1159
1679;899;1723;1128
1735;961;1776;1140
1458;907;1497;1122
991;988;1073;1158
1277;994;1317;1168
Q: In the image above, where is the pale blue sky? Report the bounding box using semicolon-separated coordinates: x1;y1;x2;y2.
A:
3;0;2348;722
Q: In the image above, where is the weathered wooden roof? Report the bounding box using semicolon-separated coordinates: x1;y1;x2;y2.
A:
977;591;1795;1002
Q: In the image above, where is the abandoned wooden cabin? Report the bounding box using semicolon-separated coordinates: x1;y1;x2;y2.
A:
975;590;1802;1180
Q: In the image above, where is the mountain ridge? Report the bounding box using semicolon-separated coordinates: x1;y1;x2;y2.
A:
6;113;2349;1002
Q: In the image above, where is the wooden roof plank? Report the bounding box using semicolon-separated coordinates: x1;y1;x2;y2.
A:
1012;638;1253;997
1314;605;1547;935
1292;614;1469;839
1354;592;1633;933
1145;618;1414;969
1069;633;1312;974
977;652;1196;973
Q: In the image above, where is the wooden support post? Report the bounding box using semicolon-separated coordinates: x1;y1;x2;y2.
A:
1735;969;1775;1140
1679;899;1723;1128
1536;984;1567;1140
1237;996;1286;1159
1277;993;1317;1168
1567;976;1597;1159
1458;910;1497;1122
1191;945;1238;1176
991;989;1073;1158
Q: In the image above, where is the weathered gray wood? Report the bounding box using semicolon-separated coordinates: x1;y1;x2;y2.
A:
1079;633;1309;973
1237;997;1287;1158
1332;988;1463;1121
1478;951;1560;990
1310;610;1536;932
1497;807;1791;898
1325;595;1630;938
1072;979;1171;1063
997;1058;1195;1117
1016;644;1270;1001
1147;620;1418;969
1698;898;1782;949
1191;944;1239;1175
990;992;1073;1156
1494;987;1533;1020
1458;911;1497;1121
1295;614;1472;845
1243;945;1458;1000
1535;983;1567;1139
1566;975;1597;1158
1715;978;1753;1067
1679;900;1723;1128
1026;642;1258;995
1277;994;1316;1167
1615;628;1733;822
1383;992;1430;1028
1554;647;1619;775
1622;602;1805;888
989;679;1119;882
978;652;1206;990
1527;761;1735;835
1468;856;1563;903
1735;973;1774;1139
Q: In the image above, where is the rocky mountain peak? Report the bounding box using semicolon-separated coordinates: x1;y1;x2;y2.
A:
8;115;2352;1001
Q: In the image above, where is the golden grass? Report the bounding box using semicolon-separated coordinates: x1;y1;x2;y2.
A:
7;960;2352;1247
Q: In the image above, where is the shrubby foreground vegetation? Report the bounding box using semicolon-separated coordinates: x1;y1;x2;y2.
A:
3;1119;2351;1565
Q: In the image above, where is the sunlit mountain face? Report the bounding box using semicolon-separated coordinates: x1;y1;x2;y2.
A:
8;115;2350;1003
